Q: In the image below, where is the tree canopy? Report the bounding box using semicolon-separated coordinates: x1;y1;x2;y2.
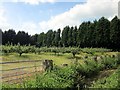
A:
1;16;120;50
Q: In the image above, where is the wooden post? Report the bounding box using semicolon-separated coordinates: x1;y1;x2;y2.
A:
42;60;53;71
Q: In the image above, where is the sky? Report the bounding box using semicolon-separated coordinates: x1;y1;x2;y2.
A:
0;0;119;35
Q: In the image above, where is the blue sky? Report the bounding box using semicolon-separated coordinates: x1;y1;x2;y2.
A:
0;0;118;35
4;2;85;24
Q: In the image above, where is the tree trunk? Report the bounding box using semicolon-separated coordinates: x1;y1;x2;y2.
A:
72;53;76;58
19;53;22;56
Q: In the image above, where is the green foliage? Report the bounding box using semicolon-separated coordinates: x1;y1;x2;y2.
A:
76;60;100;78
21;66;77;88
2;54;120;89
20;56;119;88
70;48;80;58
2;16;120;50
15;43;30;56
2;45;11;55
110;16;120;50
117;53;120;64
50;47;61;55
37;32;46;47
53;29;61;47
1;46;119;89
90;69;120;88
101;57;118;69
2;83;21;88
95;17;110;47
81;48;112;55
61;26;69;47
76;56;118;78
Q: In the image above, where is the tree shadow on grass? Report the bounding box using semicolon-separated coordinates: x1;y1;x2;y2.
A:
50;53;64;56
67;56;82;60
20;55;29;58
76;56;82;60
15;54;29;58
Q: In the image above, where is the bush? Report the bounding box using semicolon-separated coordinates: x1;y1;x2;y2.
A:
117;53;120;64
101;57;118;69
81;48;112;53
77;60;100;78
90;69;120;89
20;66;77;88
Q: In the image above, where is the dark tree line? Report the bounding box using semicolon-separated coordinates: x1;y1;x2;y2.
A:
1;16;120;50
1;30;38;45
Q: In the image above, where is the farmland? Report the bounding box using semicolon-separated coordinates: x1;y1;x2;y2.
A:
0;13;120;89
0;45;120;89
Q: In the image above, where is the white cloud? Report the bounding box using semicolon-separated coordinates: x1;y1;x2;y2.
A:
0;8;6;23
39;0;119;32
0;6;39;35
19;22;39;35
22;0;56;5
0;0;119;35
8;0;56;5
0;6;12;31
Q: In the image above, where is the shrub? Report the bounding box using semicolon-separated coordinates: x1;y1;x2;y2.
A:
101;57;118;69
90;69;119;89
20;66;77;88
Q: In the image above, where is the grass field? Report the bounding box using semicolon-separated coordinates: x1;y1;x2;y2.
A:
1;52;79;67
1;49;119;88
1;51;118;70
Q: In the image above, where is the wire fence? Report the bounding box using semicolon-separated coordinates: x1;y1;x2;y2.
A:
1;60;44;84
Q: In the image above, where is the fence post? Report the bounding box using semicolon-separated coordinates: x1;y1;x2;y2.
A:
42;60;53;71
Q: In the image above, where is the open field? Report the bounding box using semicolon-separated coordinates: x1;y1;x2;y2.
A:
1;2;120;88
0;47;120;89
1;51;118;70
1;52;75;70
